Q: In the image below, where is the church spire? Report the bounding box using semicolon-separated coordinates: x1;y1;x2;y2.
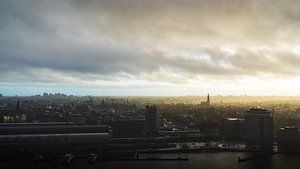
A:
207;93;210;105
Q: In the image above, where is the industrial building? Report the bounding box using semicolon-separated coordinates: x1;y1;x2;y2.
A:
0;123;110;135
112;119;145;137
0;123;110;156
0;133;109;146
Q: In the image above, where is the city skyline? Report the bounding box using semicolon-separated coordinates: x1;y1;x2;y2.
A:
1;0;300;96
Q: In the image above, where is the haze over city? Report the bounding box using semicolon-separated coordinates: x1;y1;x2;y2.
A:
1;0;300;96
2;1;300;169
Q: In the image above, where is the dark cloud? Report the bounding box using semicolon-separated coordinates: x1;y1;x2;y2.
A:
0;0;300;84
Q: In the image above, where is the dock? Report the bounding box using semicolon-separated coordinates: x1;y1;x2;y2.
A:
98;157;189;161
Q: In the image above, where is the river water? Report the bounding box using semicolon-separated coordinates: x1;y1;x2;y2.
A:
2;152;300;169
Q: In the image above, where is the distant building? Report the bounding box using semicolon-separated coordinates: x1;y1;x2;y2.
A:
200;94;210;106
145;105;158;135
0;98;26;123
112;119;145;137
277;126;300;152
207;93;210;105
245;108;273;151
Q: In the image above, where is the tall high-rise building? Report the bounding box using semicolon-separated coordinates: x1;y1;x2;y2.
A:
145;105;158;134
245;108;273;151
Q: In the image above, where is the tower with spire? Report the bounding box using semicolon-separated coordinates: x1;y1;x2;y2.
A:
207;93;210;106
200;93;211;106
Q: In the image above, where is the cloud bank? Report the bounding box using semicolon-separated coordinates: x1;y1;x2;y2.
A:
1;0;300;95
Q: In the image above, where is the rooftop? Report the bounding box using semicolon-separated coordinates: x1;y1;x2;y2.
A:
246;108;271;114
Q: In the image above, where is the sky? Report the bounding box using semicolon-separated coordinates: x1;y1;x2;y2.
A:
1;0;300;96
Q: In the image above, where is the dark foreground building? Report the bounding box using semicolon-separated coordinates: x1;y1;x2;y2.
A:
245;108;273;152
0;122;110;158
222;118;245;141
145;105;158;135
277;126;300;152
0;123;110;135
112;119;145;137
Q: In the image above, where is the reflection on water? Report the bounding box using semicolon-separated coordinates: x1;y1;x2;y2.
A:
2;152;300;169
